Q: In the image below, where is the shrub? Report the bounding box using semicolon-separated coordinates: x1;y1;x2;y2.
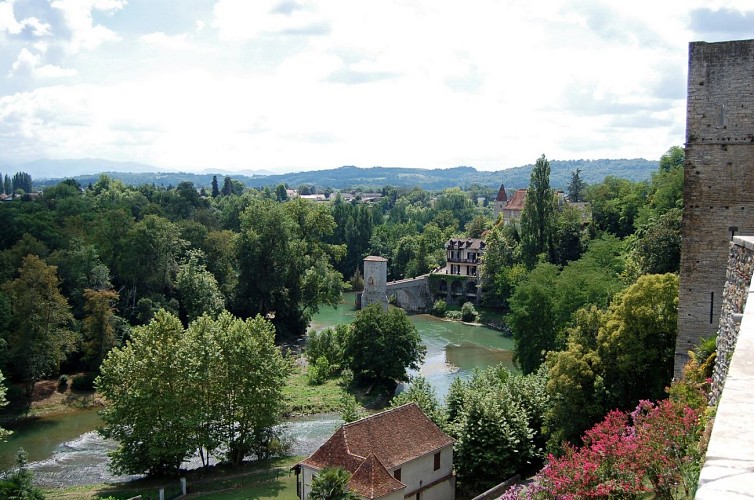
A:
307;357;331;385
58;374;69;390
461;302;478;322
532;399;704;498
71;373;97;391
445;310;462;320
432;299;447;317
304;325;348;374
339;393;362;423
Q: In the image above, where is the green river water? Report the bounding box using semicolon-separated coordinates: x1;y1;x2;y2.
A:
0;292;513;486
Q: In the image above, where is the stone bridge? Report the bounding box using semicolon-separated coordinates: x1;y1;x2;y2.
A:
386;275;432;312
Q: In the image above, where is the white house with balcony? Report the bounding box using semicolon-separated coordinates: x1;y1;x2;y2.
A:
294;403;455;499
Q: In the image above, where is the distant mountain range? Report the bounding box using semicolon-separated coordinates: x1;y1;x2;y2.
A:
9;158;659;191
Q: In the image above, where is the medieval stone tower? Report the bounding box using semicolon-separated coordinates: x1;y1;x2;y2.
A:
676;39;754;377
361;256;388;311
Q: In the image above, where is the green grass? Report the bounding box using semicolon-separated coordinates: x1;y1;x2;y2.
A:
284;365;350;415
44;457;303;500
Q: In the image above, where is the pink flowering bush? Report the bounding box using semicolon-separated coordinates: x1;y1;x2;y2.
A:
503;398;704;499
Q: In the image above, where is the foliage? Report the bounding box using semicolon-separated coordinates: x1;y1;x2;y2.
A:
71;372;97;391
449;365;550;494
544;307;608;449
304;324;349;376
0;370;9;440
309;467;358;500
519;155;556;266
507;263;559;374
431;298;447;317
175;249;225;323
97;310;291;474
390;377;445;428
97;310;193;475
659;145;685;172
344;304;425;385
533;398;704;499
0;449;45;500
598;273;678;409
307;357;332;385
460;302;478;322
633;207;682;275
82;288;121;370
339;393;363;423
566;168;587;202
234;198;343;337
3;255;77;397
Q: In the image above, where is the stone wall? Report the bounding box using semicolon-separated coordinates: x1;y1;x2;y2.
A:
676;39;754;378
709;237;754;405
696;236;754;497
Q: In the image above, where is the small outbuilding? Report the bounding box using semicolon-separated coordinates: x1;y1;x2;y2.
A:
294;403;455;499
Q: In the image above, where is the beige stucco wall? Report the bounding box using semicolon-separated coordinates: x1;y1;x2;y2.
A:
392;444;454;499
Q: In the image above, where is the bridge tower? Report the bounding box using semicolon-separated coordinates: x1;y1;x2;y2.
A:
361;256;388;311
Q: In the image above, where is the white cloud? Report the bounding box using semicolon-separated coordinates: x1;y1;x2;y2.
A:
0;0;51;36
1;0;753;171
50;0;125;53
140;32;191;50
212;0;327;40
8;48;76;79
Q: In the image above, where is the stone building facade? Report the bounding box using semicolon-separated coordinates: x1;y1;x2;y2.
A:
676;39;754;377
361;256;388;311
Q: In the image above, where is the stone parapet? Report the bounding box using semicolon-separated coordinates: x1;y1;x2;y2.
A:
697;236;754;498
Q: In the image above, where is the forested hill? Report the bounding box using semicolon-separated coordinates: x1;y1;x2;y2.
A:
33;158;657;190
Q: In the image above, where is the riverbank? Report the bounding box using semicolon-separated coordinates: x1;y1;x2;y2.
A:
42;456;303;500
1;377;103;424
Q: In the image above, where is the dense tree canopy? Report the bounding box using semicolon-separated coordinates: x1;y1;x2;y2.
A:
97;310;290;474
3;255;76;396
345;304;425;385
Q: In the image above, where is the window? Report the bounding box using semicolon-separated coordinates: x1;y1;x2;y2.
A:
394;468;401;481
434;452;441;471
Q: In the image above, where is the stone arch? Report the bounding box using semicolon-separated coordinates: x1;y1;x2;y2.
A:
393;288;418;311
450;281;463;303
438;279;448;293
466;280;478;296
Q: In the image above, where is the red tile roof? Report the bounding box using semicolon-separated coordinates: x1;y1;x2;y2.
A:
300;403;454;497
348;453;405;499
505;189;528;211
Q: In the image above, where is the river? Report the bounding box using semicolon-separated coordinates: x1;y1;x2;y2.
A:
0;293;513;487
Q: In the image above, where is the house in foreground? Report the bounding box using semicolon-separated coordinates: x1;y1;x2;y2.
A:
294;403;455;499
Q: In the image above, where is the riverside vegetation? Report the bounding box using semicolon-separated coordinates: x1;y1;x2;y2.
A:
0;146;711;498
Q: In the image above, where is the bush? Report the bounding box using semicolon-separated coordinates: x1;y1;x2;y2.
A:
58;374;69;390
304;325;348;374
445;310;462;321
339;393;362;423
71;373;97;391
340;368;354;388
307;357;332;385
432;299;447;317
461;302;478;322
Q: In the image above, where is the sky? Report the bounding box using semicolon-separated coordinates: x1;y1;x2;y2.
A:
1;1;753;174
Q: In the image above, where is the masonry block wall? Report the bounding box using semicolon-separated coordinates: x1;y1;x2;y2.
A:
676;39;754;378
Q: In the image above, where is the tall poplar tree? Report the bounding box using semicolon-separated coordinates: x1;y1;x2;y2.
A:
520;155;556;267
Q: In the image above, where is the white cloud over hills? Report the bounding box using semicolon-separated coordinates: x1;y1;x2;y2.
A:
0;0;753;174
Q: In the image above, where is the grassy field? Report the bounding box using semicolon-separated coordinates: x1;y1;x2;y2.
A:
284;365;349;415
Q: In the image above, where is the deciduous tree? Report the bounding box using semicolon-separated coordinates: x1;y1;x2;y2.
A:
345;304;425;385
4;255;76;397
